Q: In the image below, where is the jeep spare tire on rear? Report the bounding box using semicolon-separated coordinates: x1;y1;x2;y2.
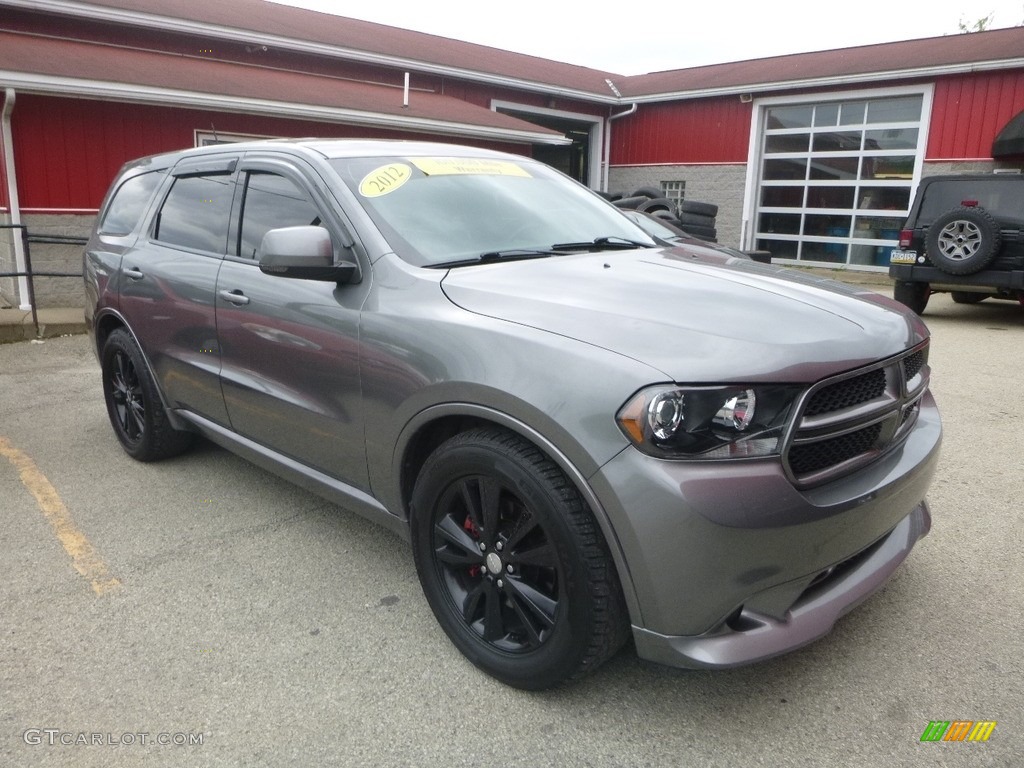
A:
925;206;1001;275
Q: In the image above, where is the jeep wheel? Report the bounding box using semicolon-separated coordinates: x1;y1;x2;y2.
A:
894;281;930;315
410;428;628;690
926;207;1001;275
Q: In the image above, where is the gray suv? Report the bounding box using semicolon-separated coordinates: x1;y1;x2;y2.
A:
84;140;941;689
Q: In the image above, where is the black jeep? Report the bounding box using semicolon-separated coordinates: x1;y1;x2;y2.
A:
889;174;1024;314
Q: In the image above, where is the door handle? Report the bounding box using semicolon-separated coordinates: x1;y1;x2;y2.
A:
218;289;250;306
124;267;144;280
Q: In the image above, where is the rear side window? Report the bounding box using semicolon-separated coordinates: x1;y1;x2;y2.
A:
153;173;234;253
98;171;165;236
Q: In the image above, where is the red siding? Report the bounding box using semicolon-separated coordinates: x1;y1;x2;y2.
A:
928;71;1024;159
11;95;526;211
611;97;753;165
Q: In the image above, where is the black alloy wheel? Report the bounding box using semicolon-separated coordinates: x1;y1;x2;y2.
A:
411;428;627;689
101;329;193;462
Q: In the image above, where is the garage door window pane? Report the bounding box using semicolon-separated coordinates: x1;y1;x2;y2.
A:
814;104;839;126
757;238;798;258
839;102;866;125
857;187;910;210
759;212;801;234
865;128;919;150
767;106;812;129
867;96;923;123
805;214;851;237
812;132;862;152
802;240;847;263
761;187;805;207
862;156;915;180
765;134;810;153
810;157;860;180
807;187;855;209
763;158;808;180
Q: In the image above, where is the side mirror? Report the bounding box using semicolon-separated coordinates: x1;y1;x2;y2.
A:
258;226;358;283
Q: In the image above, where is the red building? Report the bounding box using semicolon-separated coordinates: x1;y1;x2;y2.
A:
2;0;1023;307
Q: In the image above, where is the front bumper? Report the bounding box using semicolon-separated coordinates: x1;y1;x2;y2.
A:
589;390;941;668
632;502;930;669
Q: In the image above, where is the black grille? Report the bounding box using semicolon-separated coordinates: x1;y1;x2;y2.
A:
803;369;886;417
788;423;882;475
903;350;925;381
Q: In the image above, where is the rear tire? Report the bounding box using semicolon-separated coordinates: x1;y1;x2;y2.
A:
951;291;987;304
410;428;628;689
893;281;930;315
101;329;194;461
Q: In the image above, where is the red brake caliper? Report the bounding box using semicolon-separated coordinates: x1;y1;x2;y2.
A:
464;516;482;578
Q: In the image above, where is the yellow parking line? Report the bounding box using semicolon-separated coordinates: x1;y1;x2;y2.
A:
0;436;120;595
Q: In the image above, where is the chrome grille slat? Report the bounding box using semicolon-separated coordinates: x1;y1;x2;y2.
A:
784;343;929;487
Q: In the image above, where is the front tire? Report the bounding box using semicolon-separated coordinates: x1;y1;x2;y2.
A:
101;329;194;461
410;428;627;689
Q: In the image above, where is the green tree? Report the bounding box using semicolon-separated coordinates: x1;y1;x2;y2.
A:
958;11;995;32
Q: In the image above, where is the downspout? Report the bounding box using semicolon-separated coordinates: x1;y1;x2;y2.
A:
2;87;29;310
603;102;637;192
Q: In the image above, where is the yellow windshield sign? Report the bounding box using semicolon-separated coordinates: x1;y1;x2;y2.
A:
411;158;531;178
358;163;412;198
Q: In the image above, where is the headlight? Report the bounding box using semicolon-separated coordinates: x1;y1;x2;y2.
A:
616;384;801;459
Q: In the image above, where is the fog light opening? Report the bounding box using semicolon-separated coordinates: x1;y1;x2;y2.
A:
724;607;762;633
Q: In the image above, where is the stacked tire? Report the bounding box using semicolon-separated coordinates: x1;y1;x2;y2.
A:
611;187;719;242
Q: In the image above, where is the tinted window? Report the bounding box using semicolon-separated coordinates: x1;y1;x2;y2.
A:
237;172;323;259
919;179;1024;226
153;173;234;253
99;171;165;236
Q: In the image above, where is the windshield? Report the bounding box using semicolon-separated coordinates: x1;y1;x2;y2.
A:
330;155;655;266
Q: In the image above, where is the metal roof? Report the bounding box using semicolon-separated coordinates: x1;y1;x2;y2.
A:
0;30;570;145
4;0;1024;103
620;26;1024;100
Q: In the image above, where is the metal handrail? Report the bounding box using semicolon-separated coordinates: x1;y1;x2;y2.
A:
0;224;86;336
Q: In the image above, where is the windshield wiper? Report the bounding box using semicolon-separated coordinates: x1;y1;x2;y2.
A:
550;236;655;252
427;249;558;269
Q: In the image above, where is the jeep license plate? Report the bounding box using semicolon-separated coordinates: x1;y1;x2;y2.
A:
889;249;917;264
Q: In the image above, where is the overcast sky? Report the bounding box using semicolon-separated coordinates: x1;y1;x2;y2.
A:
270;0;1024;75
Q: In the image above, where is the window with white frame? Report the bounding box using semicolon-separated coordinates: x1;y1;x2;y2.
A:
754;93;926;268
661;180;686;207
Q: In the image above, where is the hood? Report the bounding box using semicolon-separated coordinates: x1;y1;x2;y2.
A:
440;248;926;383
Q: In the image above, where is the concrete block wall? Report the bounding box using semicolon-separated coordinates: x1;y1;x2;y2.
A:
608;164;748;248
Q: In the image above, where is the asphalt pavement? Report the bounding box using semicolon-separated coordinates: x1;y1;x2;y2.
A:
1;291;1022;767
